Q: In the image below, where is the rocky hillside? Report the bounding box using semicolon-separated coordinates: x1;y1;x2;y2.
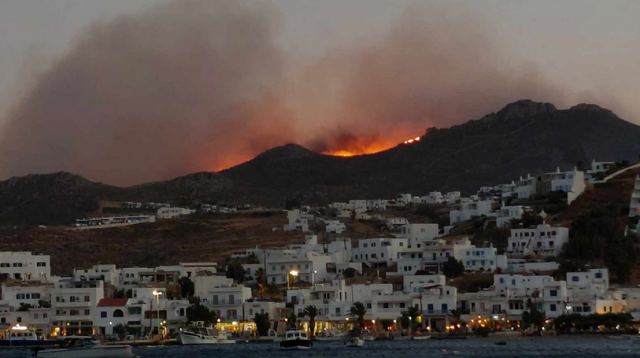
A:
2;100;640;225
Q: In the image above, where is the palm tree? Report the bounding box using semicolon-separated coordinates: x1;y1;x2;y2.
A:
403;306;421;335
350;302;367;329
302;305;319;338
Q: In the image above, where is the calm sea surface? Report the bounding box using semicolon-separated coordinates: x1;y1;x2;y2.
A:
3;336;639;357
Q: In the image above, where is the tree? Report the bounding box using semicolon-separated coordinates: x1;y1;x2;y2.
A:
186;299;218;325
350;302;367;329
287;312;297;330
178;277;195;298
343;267;357;279
522;299;545;332
254;313;270;336
17;303;33;312
113;324;127;340
402;306;420;335
301;305;319;338
226;262;246;283
442;257;465;278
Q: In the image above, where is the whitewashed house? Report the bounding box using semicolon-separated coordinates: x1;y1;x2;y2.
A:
283;209;313;232
495;205;528;228
157;207;195;219
537;168;586;204
352;238;408;266
0;252;51;281
95;298;128;337
325;220;346;234
0;281;52;310
449;200;493;225
506;224;569;257
51;279;105;336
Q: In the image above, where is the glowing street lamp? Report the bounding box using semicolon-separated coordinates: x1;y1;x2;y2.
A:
312;270;318;288
152;290;163;339
288;270;299;290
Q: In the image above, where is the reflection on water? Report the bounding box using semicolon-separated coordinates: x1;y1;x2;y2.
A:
7;336;640;358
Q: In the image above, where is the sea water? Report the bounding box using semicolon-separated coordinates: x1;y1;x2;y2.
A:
4;336;639;357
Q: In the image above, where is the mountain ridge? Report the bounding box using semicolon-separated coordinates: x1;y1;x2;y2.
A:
2;99;640;224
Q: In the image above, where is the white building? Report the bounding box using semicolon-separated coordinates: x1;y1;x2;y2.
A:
495;205;527;228
283;209;313;232
95;298;129;337
156;207;195;220
194;275;252;321
0;281;52;310
75;215;155;229
51;279;105;336
449;200;493;225
586;159;615;182
73;265;118;286
629;175;640;217
386;217;409;230
400;223;439;245
537;168;586;205
352;238;408;266
507;224;569;257
0;252;50;281
325;220;346;234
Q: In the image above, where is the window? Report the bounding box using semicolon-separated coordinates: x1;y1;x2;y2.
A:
550;304;556;311
212;295;219;305
12;263;23;267
37;262;47;267
229;294;235;304
571;276;579;282
84;296;90;302
427;304;434;313
366;303;372;309
113;309;124;317
550;289;557;297
101;311;107;318
85;309;90;315
383;303;389;309
32;293;40;299
595;272;603;279
441;304;448;312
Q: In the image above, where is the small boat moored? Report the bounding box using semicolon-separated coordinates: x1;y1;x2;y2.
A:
279;330;312;350
0;324;57;348
178;327;236;345
344;336;365;347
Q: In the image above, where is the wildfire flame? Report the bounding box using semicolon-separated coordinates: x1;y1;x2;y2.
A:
403;136;421;144
323;135;422;157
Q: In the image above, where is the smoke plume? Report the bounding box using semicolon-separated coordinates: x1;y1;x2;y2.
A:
0;1;566;185
0;0;292;184
291;4;564;152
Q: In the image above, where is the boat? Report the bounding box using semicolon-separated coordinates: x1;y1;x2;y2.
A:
314;329;346;341
35;337;133;358
344;336;365;347
279;330;312;350
0;325;57;348
178;327;236;345
411;335;431;340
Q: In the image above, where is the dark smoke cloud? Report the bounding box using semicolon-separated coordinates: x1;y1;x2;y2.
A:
292;4;565;151
0;0;293;185
0;1;567;185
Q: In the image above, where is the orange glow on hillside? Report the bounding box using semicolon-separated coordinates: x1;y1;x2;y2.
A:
323;135;422;157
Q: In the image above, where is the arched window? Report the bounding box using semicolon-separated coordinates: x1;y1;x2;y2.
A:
113;309;124;317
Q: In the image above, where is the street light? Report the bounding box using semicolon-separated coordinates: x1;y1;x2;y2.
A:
312;270;318;288
288;270;298;290
152;290;163;339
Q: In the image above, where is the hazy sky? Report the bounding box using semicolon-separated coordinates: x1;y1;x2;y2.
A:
0;0;638;184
